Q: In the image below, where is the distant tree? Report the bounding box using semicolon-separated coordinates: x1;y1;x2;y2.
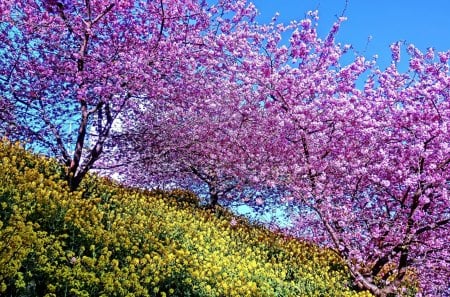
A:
101;65;267;206
98;0;277;206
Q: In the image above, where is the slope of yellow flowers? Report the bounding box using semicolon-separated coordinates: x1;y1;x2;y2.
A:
0;140;373;296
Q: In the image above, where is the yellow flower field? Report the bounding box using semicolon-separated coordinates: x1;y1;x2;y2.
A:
0;140;373;296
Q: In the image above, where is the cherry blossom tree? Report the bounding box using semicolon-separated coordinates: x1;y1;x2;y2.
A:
101;91;244;206
0;0;258;190
95;0;279;206
254;18;450;295
101;55;270;206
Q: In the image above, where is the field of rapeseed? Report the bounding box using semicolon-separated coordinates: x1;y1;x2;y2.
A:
0;140;373;296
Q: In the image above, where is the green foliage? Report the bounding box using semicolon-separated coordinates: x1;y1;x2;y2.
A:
0;140;373;296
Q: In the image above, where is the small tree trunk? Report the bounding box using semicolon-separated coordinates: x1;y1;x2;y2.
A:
210;191;219;207
67;100;89;191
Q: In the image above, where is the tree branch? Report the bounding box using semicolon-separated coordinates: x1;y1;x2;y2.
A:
92;3;115;25
416;218;450;235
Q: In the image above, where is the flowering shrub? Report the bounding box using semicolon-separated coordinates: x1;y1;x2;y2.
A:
0;140;382;296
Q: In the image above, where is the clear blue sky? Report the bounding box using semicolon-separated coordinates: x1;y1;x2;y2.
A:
251;0;450;68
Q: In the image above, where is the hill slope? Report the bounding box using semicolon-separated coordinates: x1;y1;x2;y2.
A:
0;140;372;296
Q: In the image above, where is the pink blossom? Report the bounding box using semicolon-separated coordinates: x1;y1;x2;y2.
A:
390;41;401;63
230;218;238;227
70;257;77;265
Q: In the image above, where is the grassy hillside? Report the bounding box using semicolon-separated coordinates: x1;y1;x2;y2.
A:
0;140;372;297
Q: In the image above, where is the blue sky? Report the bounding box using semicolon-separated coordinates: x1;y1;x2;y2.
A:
251;0;450;68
